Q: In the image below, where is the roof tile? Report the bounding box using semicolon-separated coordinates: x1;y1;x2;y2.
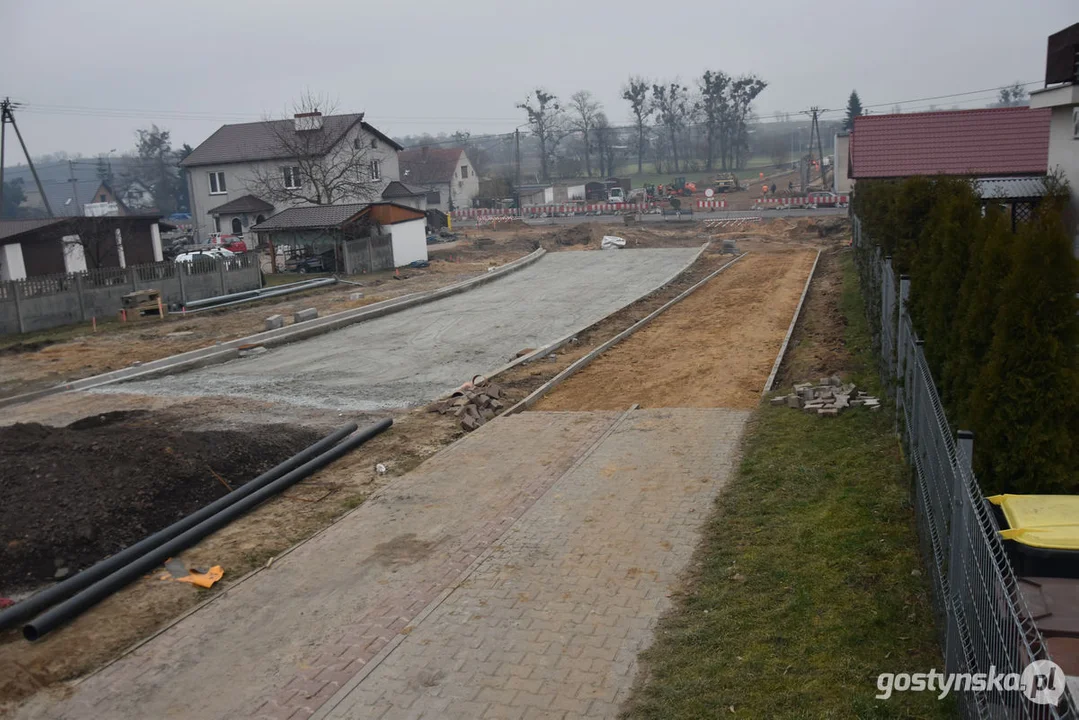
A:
850;107;1050;178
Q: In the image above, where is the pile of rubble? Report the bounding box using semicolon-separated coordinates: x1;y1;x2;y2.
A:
427;378;507;431
771;376;881;416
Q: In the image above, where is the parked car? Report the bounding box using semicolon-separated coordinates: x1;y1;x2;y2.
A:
174;248;235;263
285;250;336;273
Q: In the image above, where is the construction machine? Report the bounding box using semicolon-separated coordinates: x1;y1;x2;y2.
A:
713;173;740;193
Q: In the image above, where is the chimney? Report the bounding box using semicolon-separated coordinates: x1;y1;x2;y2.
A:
294;112;323;132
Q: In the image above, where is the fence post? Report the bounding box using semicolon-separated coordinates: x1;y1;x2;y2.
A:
366;237;374;273
12;281;25;334
74;273;87;321
218;260;226;296
129;266;138;291
177;264;187;306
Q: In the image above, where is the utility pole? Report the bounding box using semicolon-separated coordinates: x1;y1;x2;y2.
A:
801;107;830;193
1;98;54;217
514;128;521;214
68;160;81;216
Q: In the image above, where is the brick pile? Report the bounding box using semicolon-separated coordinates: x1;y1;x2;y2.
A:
770;376;881;416
427;381;507;431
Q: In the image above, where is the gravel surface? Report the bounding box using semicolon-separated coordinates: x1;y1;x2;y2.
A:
96;249;701;411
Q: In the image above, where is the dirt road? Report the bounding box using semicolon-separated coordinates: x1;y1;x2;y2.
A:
535;249;817;410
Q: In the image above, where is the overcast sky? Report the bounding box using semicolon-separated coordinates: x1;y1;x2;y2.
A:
1;0;1075;160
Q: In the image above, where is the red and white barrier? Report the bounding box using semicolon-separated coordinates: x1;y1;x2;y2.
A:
450;202;659;221
695;200;728;210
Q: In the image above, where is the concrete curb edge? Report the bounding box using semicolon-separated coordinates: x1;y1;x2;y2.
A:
762;248;821;394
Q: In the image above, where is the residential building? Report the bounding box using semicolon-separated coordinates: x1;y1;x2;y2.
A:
398;147;479;213
250;201;427;272
380;181;429;211
1029;22;1079;253
82;180;156;217
180;112;403;245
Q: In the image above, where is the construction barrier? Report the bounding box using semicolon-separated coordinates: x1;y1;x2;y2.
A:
695;200;729;210
451;203;658;220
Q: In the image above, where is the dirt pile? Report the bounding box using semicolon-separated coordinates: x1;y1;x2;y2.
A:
550;224;600;247
426;380;508;431
0;411;320;593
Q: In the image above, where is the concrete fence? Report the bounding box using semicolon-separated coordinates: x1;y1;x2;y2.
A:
0;252;262;335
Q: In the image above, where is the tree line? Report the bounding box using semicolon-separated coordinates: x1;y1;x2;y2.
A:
853;176;1079;494
514;71;767;181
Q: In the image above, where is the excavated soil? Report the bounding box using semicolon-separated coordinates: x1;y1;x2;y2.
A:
535;249;817;410
0;411;320;592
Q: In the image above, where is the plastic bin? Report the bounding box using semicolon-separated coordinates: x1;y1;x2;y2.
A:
989;495;1079;579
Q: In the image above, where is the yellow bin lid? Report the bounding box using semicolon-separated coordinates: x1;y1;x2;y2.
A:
988;495;1079;551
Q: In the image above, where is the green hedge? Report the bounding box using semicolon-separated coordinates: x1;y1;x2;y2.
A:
854;177;1079;494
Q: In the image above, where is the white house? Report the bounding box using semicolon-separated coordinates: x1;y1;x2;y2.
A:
1029;22;1079;254
397;147;479;213
180;112;403;245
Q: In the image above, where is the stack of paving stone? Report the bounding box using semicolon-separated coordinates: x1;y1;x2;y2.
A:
427;383;507;431
770;376;881;416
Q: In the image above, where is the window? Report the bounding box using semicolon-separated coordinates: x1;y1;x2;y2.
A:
99;194;106;202
370;138;377;149
370;160;382;181
231;218;243;235
460;165;469;179
283;166;302;189
1072;107;1079;140
214;216;221;233
208;171;226;194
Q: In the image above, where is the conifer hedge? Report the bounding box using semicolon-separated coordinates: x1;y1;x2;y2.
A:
853;177;1079;494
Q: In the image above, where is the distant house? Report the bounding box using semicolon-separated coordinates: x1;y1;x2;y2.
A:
83;180;157;217
398;147;479;213
1030;21;1079;253
180;112;403;245
380;181;429;212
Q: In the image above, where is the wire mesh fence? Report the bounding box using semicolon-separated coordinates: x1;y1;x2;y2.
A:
853;216;1077;719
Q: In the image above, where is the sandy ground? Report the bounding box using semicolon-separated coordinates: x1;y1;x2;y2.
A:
92;249;701;411
535;249;818;411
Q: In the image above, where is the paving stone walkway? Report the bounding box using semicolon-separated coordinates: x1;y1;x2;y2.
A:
16;408;748;720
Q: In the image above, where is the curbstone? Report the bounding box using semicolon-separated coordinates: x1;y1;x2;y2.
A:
293;308;318;323
265;315;284;331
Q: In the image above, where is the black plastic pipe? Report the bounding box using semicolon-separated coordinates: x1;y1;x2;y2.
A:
23;418;391;641
0;422;358;632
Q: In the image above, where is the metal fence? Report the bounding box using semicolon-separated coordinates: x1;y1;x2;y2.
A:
853;216;1077;719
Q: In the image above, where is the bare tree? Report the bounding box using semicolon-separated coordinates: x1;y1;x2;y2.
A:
568;91;602;178
652;81;691;173
246;92;380;206
698;70;730;171
995;82;1029;107
517;89;564;182
726;75;767;169
622;77;651;174
594;113;621;178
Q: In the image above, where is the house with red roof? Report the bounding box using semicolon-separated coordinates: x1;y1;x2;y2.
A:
398;147;479;213
847;106;1052;229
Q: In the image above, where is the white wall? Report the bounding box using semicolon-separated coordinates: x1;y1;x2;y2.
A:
389;219;428;266
62;235;88;273
1047;106;1079;254
833;134;852;194
0;243;27;281
452;151;481;210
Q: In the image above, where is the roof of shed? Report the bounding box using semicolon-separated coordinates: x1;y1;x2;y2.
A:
250;203;369;231
381;181;428;198
181;114;403;167
208;194;275;215
975;176;1049;199
399;147;464;184
0;218;65;242
850;107;1050;178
